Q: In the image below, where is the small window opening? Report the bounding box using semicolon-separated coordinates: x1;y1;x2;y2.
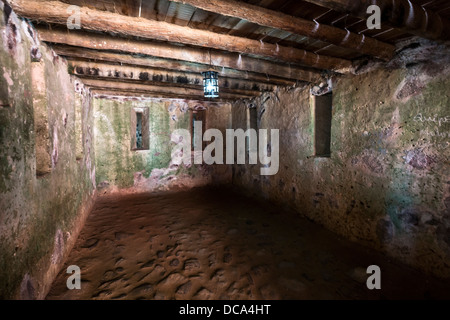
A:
131;107;149;150
136;112;143;149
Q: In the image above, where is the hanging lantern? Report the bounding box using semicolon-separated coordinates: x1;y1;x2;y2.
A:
202;70;219;98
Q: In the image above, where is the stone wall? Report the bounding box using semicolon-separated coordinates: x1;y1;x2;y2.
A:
93;97;232;193
231;43;450;279
0;3;96;299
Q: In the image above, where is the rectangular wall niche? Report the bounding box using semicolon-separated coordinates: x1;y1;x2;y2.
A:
31;61;52;177
131;107;149;150
191;110;206;151
313;92;332;157
74;95;83;161
0;69;10;108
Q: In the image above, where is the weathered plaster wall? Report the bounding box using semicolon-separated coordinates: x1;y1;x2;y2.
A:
0;4;96;299
232;46;450;279
94;98;232;193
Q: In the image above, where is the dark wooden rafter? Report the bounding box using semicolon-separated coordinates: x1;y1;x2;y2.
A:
169;0;395;61
8;0;352;72
37;28;324;83
300;0;450;41
90;89;236;103
77;73;265;97
55;45;298;86
81;78;260;100
68;61;277;92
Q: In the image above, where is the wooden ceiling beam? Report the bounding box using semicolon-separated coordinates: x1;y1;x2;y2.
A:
78;75;264;97
55;45;298;87
9;0;352;72
90;89;237;103
38;28;324;83
300;0;450;41
68;60;276;92
169;0;395;61
80;78;260;100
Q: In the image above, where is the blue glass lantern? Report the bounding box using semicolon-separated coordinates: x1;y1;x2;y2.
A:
202;70;219;98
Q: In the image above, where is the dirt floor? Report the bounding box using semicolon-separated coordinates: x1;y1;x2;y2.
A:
46;186;450;300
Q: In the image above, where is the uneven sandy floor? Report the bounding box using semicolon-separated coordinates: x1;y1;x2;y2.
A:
46;187;450;300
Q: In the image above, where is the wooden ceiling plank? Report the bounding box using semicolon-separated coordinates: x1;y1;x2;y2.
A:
38;28;323;83
169;0;395;60
90;89;237;102
299;0;450;41
9;0;351;72
55;45;298;86
81;78;258;99
68;60;276;92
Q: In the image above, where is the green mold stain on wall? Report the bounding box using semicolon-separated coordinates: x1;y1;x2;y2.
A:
0;14;95;299
94;99;180;189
